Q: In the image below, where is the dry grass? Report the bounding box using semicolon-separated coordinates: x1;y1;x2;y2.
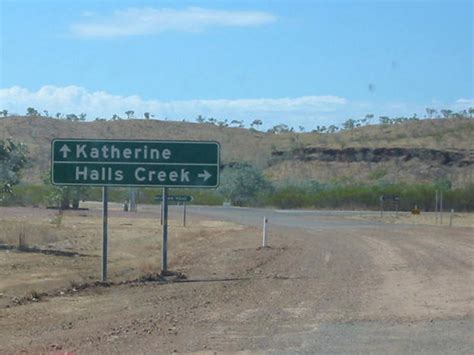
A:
0;204;258;306
1;116;472;184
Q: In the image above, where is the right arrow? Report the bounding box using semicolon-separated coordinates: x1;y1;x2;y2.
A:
198;170;212;182
59;144;71;158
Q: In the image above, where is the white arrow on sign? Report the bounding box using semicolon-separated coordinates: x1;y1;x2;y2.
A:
59;144;71;158
198;170;212;182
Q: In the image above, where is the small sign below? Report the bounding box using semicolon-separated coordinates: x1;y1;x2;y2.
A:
380;195;400;202
155;195;193;202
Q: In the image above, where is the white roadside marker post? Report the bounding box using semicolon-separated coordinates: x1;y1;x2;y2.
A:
262;217;268;247
449;209;454;227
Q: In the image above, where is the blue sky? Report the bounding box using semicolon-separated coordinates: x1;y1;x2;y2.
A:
0;0;472;129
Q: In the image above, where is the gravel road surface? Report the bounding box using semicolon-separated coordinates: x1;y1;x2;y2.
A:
1;206;472;354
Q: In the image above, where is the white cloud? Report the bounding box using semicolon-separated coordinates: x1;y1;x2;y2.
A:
0;85;347;128
71;7;276;38
2;85;472;129
454;98;474;108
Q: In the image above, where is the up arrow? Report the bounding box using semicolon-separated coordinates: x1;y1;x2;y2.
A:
198;170;212;182
59;144;71;158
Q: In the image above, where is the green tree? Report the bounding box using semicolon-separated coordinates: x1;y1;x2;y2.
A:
125;110;134;119
342;119;356;130
42;173;89;209
144;112;150;120
468;107;474;118
426;108;436;118
268;124;290;134
196;115;205;123
440;109;453;119
0;139;28;200
26;107;39;116
250;119;263;129
218;164;273;206
1;109;8;117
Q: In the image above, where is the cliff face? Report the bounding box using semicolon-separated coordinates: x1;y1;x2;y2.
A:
265;147;473;188
271;147;472;167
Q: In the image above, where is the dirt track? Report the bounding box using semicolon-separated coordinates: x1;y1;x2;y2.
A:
0;205;473;353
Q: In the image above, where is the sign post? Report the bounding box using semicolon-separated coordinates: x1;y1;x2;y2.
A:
183;203;187;227
155;195;193;227
102;186;108;282
51;139;219;278
162;187;169;273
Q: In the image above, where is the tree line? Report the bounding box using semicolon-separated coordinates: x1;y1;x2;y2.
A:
1;107;472;133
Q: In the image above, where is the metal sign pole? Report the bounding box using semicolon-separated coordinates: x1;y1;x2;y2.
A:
161;187;169;273
183;203;186;227
160;201;163;226
102;186;108;282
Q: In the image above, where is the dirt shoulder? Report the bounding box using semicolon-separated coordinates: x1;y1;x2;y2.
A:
0;205;472;353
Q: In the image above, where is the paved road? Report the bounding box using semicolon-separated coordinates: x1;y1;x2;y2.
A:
188;205;389;229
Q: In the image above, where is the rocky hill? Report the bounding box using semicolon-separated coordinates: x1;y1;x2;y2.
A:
1;116;473;187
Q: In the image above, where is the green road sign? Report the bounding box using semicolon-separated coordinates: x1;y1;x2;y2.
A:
155;195;193;202
51;139;219;187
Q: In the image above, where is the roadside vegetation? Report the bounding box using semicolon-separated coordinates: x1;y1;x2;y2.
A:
0;138;28;201
1;112;472;212
2;173;473;212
